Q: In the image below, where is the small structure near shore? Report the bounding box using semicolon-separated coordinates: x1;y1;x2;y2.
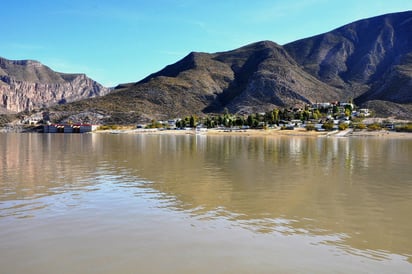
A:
43;124;99;133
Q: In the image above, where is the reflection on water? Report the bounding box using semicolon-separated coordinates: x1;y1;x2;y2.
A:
125;134;412;261
0;133;411;273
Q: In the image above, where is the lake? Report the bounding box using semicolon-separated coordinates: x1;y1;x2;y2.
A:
1;133;411;273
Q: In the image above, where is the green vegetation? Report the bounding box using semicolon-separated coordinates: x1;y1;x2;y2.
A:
353;123;367;130
146;120;164;129
338;123;349;130
395;123;412;132
97;125;122;130
305;123;316;131
367;123;382;131
0;115;12;126
169;105;356;131
156;104;411;135
4;94;411;136
322;121;334;131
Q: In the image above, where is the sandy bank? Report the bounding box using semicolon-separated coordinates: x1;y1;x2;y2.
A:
94;127;412;139
96;128;327;137
348;129;412;139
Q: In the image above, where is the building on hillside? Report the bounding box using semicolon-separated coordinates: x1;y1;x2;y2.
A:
359;108;371;117
339;102;354;109
312;102;331;109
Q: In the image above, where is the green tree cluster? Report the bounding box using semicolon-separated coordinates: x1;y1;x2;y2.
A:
171;105;358;130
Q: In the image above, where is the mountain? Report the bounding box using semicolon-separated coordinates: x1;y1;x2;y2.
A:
0;57;110;114
10;11;411;123
64;41;341;123
99;11;411;121
284;11;412;114
113;41;342;117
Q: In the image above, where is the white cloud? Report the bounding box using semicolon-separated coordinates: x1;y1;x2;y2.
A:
1;43;45;51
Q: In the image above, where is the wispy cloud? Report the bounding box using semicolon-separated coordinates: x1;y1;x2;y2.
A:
248;0;329;23
1;43;45;51
50;3;148;23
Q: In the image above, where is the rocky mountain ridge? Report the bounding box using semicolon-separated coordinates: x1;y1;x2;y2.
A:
2;11;412;123
98;10;411;121
103;40;344;120
0;57;110;113
284;10;412;105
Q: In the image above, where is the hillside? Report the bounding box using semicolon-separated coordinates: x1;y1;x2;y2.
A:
54;41;341;124
0;57;110;113
284;11;412;115
129;41;342;115
4;11;412;123
102;11;411;121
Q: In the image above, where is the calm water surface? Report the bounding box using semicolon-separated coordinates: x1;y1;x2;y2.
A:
0;133;411;273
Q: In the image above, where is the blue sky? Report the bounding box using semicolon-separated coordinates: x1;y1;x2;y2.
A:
2;0;412;87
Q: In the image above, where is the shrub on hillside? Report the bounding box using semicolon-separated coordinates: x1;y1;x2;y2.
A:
322;121;334;131
367;123;381;131
338;123;349;130
305;124;316;131
353;123;366;130
395;124;412;132
98;125;121;130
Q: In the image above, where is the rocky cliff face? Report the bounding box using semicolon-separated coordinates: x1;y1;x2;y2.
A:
0;58;110;113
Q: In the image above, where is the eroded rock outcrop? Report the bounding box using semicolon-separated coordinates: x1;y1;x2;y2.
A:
0;58;109;113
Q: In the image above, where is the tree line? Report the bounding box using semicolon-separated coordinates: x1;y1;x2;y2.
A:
149;105;354;129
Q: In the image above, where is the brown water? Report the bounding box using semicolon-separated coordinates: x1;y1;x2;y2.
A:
0;133;411;273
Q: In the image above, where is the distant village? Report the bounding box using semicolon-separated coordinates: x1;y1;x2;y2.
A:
138;102;366;131
17;101;411;133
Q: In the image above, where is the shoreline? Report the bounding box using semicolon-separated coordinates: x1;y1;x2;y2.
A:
94;127;412;139
1;125;411;139
95;127;326;137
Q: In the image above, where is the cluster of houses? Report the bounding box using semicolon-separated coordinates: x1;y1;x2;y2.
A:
17;112;100;133
280;102;371;131
147;102;372;131
17;101;375;133
311;102;370;117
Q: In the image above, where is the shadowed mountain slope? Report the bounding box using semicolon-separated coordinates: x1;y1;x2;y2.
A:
284;11;412;110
